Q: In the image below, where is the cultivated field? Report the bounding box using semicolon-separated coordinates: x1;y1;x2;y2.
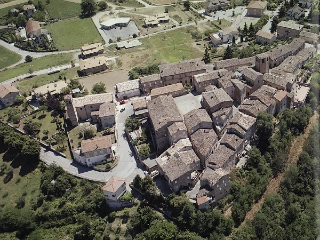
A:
0;45;21;69
45;18;104;50
0;53;75;82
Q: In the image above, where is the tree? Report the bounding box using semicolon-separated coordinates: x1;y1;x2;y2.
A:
16;14;27;27
270;16;279;33
83;128;95;139
202;46;211;64
74;221;95;240
81;0;97;17
15;95;25;105
256;112;274;148
183;0;191;11
243;22;248;35
25;55;33;62
21;139;40;158
131;206;160;232
37;0;44;11
91;82;106;94
249;22;255;36
46;0;50;4
143;220;178;240
125;117;141;131
98;1;107;10
139;144;150;157
223;45;233;59
278;5;286;18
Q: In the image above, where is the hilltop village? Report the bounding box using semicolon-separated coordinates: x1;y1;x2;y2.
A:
0;0;319;238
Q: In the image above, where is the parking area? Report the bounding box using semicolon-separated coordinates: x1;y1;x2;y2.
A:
174;92;202;116
78;70;129;93
103;22;140;42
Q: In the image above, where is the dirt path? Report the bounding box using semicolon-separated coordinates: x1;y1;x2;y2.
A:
241;112;319;224
0;0;28;9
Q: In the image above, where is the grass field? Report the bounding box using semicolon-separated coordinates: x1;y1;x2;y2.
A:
19;110;71;159
44;0;81;19
45;18;104;50
0;45;21;69
119;0;144;8
14;67;79;95
0;149;41;211
0;53;75;82
107;27;203;70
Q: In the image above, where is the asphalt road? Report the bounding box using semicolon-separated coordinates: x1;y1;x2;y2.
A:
40;101;144;187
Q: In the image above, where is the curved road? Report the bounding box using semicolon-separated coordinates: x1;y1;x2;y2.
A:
40;102;144;184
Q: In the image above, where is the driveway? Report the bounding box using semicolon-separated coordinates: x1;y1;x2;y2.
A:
40;101;144;187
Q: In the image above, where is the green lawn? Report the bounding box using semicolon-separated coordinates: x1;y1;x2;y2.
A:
45;18;104;51
15;67;79;95
44;0;81;19
0;150;41;211
0;53;75;83
212;19;232;29
0;45;21;69
141;27;203;63
19;110;71;159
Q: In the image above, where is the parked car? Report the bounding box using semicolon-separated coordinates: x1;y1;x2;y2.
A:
120;108;125;112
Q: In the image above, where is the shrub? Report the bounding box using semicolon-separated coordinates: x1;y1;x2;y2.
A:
83;129;95;140
139;144;150;157
25;55;33;63
98;1;107;10
91;82;106;94
16;196;26;209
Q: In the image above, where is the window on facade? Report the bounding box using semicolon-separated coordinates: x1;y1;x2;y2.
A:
80;108;82;110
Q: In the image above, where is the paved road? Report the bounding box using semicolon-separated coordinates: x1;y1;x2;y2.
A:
0;56;117;85
40;101;144;186
0;39;80;70
262;5;282;33
1;62;78;85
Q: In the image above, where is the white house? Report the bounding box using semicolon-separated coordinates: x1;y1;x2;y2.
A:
115;79;140;100
101;176;126;201
72;135;113;166
210;27;238;46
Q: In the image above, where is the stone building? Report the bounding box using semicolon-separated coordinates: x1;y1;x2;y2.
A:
277;20;303;39
64;93;113;126
79;56;108;75
147;95;183;153
0;84;20;108
202;88;233;114
193;69;228;93
156;141;201;192
73;135;113;166
184;109;213;135
246;1;267;17
159;59;206;86
150;83;185;99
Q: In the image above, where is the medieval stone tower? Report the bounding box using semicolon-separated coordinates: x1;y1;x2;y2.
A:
64;95;78;127
255;52;269;74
